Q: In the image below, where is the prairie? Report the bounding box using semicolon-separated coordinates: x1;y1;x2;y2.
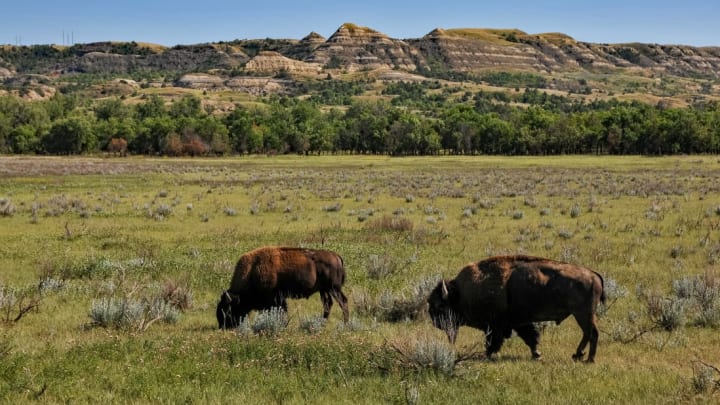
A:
1;155;719;404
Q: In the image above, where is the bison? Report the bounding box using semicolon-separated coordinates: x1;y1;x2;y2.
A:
217;246;349;329
427;255;605;362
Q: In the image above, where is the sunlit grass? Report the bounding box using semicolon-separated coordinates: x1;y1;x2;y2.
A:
1;155;719;403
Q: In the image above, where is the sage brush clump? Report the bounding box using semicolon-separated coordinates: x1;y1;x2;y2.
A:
353;276;437;322
299;315;326;335
89;297;144;328
388;336;459;376
89;297;180;330
251;307;289;337
409;337;457;375
0;198;15;216
672;272;720;327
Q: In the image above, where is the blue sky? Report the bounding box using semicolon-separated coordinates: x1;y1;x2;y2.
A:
2;1;718;47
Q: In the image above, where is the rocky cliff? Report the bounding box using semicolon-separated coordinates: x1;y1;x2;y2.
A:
1;23;719;93
244;51;322;75
408;28;720;77
306;23;419;71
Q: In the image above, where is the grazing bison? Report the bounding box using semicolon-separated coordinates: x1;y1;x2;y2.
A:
217;246;349;329
427;255;605;362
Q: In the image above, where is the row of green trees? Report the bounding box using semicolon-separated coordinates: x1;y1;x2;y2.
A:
1;92;719;156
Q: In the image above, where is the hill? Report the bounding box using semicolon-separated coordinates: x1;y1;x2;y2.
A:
1;23;719;106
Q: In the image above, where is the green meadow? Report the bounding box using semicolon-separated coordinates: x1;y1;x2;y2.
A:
1;155;719;403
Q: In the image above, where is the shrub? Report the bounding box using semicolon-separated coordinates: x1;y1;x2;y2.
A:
597;276;627;317
0;285;18;321
672;272;720;327
408;337;456;374
604;276;629;301
38;277;65;295
570;204;581;218
147;298;181;325
89;297;143;328
365;254;397;280
354;276;437;322
691;361;720;394
387;336;457;376
707;243;720;265
321;202;342;212
251;307;288;337
89;296;181;330
336;316;376;333
365;215;414;232
234;317;253;337
151;204;172;219
161;278;193;311
249;202;260;215
299;315;326;335
0;198;16;217
646;294;687;331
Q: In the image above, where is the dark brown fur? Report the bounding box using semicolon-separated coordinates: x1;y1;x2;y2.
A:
217;246;349;329
427;255;605;362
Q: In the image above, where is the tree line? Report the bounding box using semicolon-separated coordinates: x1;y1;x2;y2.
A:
1;91;719;156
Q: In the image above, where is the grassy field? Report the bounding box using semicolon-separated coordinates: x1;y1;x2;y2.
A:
1;155;720;404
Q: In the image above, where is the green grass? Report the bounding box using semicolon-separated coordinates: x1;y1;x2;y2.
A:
1;155;720;403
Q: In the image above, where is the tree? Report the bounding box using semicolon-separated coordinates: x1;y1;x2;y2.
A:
9;124;41;154
439;104;481;154
95;118;137;151
170;95;204;119
193;116;230;155
224;107;257;153
94;98;130;121
42;114;96;154
133;116;175;154
135;95;167;120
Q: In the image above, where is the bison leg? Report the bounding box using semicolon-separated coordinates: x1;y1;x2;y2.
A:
330;288;349;323
484;325;506;359
572;314;599;362
220;306;249;330
514;324;542;360
586;315;600;363
321;291;333;318
270;294;288;314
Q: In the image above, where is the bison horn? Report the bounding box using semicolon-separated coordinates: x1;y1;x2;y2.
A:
441;280;449;300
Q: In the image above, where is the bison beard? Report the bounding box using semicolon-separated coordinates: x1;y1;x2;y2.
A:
427;255;605;362
217;246;349;329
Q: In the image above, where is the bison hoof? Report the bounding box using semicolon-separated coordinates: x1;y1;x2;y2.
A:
572;352;585;361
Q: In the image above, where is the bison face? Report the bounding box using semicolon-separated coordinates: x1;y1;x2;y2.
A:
427;280;461;343
216;291;241;329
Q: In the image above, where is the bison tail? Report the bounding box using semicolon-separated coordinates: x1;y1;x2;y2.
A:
596;271;606;305
339;255;346;284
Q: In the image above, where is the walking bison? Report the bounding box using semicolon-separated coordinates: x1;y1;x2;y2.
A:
217;246;349;329
427;255;605;362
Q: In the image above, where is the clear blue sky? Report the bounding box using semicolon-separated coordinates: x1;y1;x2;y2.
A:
2;0;718;47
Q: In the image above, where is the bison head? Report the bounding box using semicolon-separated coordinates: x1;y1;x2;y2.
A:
427;280;462;343
216;290;241;329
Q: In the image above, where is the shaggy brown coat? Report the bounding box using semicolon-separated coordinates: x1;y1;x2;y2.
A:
217;246;349;329
427;255;605;362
